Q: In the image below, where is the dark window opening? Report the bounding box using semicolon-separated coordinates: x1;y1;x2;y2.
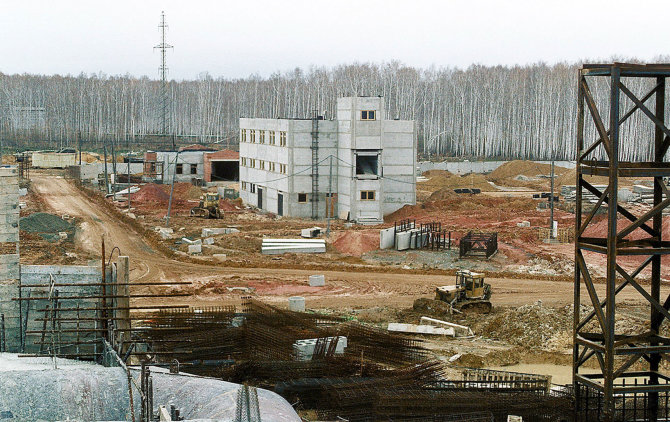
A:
298;193;308;203
190;164;198;175
176;163;183;174
250;184;256;194
356;154;379;176
360;190;375;200
361;110;376;120
211;161;239;181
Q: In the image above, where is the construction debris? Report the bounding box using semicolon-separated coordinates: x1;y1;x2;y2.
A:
308;275;325;287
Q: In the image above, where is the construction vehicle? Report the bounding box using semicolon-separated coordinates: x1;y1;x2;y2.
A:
190;192;222;219
435;270;492;313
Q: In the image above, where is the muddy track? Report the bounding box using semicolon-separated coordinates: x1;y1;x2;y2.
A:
29;172;659;310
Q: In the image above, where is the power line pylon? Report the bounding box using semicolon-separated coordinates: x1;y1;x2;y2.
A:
154;11;174;150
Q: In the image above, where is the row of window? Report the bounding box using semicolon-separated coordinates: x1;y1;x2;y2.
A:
240;129;287;146
240;187;375;202
240;157;288;174
175;163;198;175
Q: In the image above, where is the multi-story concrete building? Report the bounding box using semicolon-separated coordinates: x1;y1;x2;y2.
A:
239;96;415;223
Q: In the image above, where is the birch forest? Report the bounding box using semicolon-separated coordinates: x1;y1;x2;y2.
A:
1;60;668;161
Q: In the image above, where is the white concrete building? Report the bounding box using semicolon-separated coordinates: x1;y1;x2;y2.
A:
239;97;416;223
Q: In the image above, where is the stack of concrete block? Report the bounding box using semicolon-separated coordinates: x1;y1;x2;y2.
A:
561;185;607;203
293;336;347;361
261;239;326;255
0;166;20;352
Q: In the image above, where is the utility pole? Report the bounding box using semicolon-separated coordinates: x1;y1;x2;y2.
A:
326;155;333;236
550;160;555;239
77;130;82;165
154;11;174;150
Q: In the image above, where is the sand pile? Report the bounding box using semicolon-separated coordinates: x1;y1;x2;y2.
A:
131;184;170;202
422;169;453;177
80;152;102;163
418;172;495;192
332;231;379;256
487;160;568;181
555;168;613;188
169;183;205;200
1;155;17;165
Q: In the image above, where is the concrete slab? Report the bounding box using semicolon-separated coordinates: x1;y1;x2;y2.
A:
395;231;411;251
387;322;455;336
288;296;305;312
203;237;215;245
379;227;395;249
188;244;202;254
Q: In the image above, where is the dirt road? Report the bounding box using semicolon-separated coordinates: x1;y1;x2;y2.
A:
30;173;661;310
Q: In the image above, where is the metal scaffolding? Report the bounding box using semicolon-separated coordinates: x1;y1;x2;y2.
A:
574;63;670;421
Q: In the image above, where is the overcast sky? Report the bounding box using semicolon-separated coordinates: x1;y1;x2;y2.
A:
1;0;667;81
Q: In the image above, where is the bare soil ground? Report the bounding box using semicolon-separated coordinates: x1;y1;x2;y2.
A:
24;167;670;376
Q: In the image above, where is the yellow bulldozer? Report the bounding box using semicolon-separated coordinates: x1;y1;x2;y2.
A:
190;192;222;219
435;270;492;313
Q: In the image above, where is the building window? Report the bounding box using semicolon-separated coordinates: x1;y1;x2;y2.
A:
355;153;379;176
250;183;256;194
259;160;265;170
250;159;256;168
269;162;276;172
241;157;247;166
240;129;247;143
361;110;376;121
298;193;308;203
279;164;287;174
250;130;256;143
190;165;197;175
360;190;375;201
269;131;276;145
241;181;247;190
176;163;183;174
259;130;265;144
280;131;287;146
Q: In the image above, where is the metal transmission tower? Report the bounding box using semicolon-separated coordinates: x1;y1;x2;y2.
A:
573;63;670;421
154;11;174;149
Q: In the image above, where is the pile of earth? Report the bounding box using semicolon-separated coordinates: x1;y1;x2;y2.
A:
478;303;574;351
418;172;495;193
20;212;74;241
130;184;170;202
487;160;569;181
331;230;379;256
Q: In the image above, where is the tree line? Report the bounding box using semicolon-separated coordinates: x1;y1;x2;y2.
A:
1;60;668;160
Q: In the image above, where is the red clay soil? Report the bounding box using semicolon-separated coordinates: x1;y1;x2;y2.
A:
219;199;243;212
130;184;170;202
332;230;380;256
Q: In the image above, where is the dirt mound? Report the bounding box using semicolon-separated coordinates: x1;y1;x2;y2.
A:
169;183;205;200
80;152;102;163
219;199;242;212
131;184;170;202
480;304;574;350
332;230;379;256
412;298;451;317
487;160;568;181
422;169;453;177
555;168;612;188
419;172;495;192
1;155;17;164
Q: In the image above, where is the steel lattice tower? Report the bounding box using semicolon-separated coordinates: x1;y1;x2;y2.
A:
574;63;670;421
154;11;174;149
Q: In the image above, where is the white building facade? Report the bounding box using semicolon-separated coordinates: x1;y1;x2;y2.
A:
239;97;416;223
